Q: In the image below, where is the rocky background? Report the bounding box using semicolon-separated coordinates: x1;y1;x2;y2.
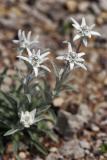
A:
0;0;107;160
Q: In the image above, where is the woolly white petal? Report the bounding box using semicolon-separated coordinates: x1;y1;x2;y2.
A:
90;24;95;29
78;52;85;57
25;111;30;117
30;109;36;120
33;67;38;77
18;29;22;39
22;31;26;41
40;65;51;72
20;111;24;121
91;31;101;37
70;63;74;70
87;32;92;38
63;41;72;53
73;34;81;41
40;51;50;58
17;55;30;63
68;42;72;53
83;38;88;47
13;40;19;44
27;31;31;41
41;57;49;63
72;24;81;30
75;62;87;70
30;40;39;45
77;57;85;62
81;17;86;27
71;17;80;29
27;48;33;57
36;49;41;57
56;56;64;60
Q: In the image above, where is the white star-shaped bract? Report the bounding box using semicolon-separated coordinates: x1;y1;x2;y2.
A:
56;41;87;70
20;109;37;128
13;29;39;53
71;17;101;46
17;48;51;77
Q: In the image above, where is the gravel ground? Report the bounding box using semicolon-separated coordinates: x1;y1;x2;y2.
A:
0;0;107;159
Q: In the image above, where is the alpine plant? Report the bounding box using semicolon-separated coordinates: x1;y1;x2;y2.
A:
4;17;101;138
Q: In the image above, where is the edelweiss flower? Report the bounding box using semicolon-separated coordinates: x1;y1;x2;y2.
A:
17;48;51;77
13;29;39;53
56;41;87;70
20;109;37;128
71;17;101;46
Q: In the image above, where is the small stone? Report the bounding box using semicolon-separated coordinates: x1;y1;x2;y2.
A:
6;143;13;153
97;132;107;138
49;147;58;153
3;58;10;67
77;104;92;123
101;120;107;125
91;124;100;132
80;140;90;149
55;110;74;138
99;12;107;24
74;146;84;159
97;71;107;83
78;1;90;12
100;155;105;160
91;2;101;15
99;0;107;11
60;139;85;158
104;153;107;157
66;0;78;13
104;78;107;85
84;149;90;155
53;97;64;107
96;16;104;25
56;104;92;138
19;151;26;159
85;14;95;25
7;69;16;76
4;77;12;86
34;156;43;160
46;153;63;160
1;84;10;92
33;156;43;160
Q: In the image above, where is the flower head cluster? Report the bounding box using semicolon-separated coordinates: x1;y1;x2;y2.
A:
56;41;87;70
13;29;39;53
71;17;101;46
20;109;37;128
17;48;51;77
